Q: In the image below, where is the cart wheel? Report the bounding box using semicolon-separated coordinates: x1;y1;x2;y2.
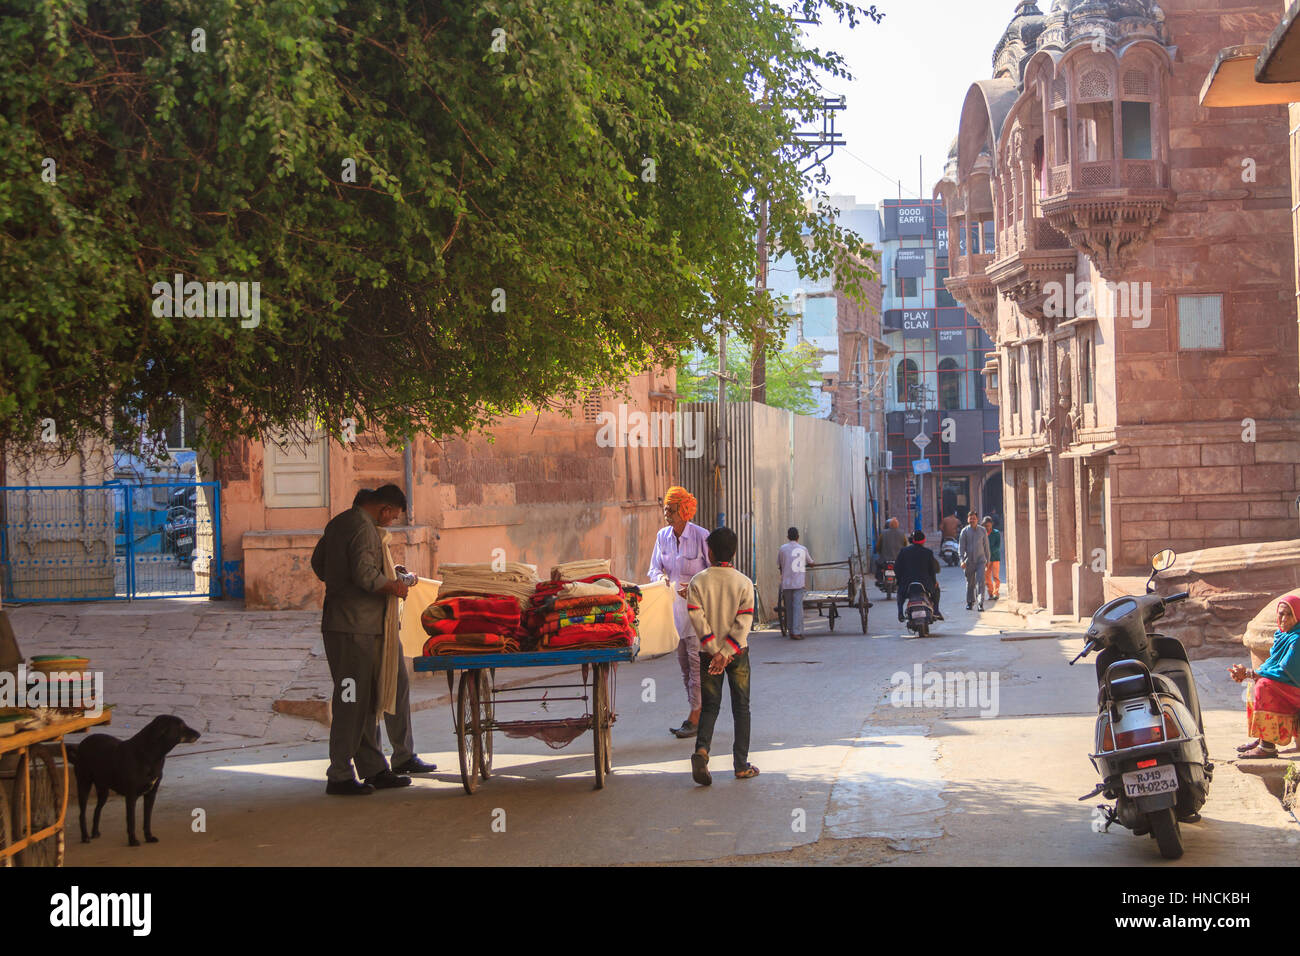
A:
477;669;494;781
828;604;838;632
859;598;869;633
13;745;63;866
0;777;12;867
592;664;609;789
455;672;480;795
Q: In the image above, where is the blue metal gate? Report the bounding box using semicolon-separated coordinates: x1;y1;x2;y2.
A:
0;482;222;602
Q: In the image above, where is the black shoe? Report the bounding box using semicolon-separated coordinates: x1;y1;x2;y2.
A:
898;614;906;623
934;610;945;621
966;604;973;610
393;756;438;774
978;603;984;612
364;770;412;789
326;778;375;796
670;721;697;739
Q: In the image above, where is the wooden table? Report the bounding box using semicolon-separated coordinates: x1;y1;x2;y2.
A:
0;711;112;866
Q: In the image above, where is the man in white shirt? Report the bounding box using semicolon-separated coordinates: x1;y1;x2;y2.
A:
648;486;711;738
778;527;814;641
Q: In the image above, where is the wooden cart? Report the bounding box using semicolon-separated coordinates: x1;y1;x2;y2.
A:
0;711;111;866
776;555;871;636
413;646;634;793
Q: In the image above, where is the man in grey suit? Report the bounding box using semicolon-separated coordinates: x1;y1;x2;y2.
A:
311;484;436;795
959;510;991;612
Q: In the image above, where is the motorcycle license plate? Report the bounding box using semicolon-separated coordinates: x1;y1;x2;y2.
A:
1122;764;1177;798
177;536;193;547
910;609;927;619
885;571;895;580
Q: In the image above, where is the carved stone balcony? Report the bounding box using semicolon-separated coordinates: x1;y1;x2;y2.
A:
985;215;1075;328
944;252;997;337
1040;159;1173;278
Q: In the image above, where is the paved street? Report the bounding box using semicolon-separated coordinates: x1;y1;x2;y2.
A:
54;565;1298;867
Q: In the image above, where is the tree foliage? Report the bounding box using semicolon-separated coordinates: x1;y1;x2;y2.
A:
678;339;824;416
0;0;878;457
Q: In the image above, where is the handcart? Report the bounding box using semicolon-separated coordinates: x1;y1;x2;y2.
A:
776;554;871;636
413;646;634;793
0;711;112;866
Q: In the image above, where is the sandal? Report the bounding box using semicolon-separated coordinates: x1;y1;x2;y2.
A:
734;764;760;779
691;751;712;786
1239;744;1279;759
1237;739;1261;753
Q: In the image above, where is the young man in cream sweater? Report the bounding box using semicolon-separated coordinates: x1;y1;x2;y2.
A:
685;527;758;785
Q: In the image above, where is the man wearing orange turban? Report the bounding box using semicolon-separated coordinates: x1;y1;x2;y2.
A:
649;486;711;738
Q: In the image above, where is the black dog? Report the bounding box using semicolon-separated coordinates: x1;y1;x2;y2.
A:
68;715;201;847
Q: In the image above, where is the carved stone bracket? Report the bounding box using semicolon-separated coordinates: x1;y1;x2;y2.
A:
1041;191;1173;279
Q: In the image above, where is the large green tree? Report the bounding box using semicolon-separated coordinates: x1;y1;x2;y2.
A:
0;0;879;457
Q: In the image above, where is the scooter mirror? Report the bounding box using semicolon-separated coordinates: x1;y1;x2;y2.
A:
1151;549;1176;572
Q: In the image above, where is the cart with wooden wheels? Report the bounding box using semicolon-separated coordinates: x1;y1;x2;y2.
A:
0;711;112;866
414;646;633;793
775;557;871;637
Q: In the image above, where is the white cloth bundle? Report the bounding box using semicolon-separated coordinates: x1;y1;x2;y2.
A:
436;562;540;610
550;558;612;581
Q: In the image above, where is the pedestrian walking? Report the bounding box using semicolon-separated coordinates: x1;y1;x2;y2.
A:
983;515;1002;601
311;484;435;795
686;527;758;785
778;527;814;640
959;511;991;611
648;486;711;739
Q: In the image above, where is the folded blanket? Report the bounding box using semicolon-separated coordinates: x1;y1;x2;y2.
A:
421;596;521;636
541;608;635;635
437;562;541;610
550;559;612;581
543;622;634;649
554;593;631;612
422;632;519;656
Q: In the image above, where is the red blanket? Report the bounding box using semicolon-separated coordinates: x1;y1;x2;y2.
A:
542;622;634;649
422;596;521;636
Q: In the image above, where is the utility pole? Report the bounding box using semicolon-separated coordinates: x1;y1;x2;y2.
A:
750;95;847;404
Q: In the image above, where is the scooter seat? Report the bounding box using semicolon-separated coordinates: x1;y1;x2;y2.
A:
1097;671;1184;706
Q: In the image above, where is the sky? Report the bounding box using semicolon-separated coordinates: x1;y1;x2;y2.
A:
801;0;1024;207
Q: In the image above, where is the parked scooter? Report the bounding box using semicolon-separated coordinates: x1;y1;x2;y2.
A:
903;581;935;638
940;537;960;567
1070;549;1211;860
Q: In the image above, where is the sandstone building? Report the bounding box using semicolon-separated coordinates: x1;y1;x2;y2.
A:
938;0;1300;618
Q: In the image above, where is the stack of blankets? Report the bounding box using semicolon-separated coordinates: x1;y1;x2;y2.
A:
525;575;640;650
421;596;524;656
549;558;611;581
436;562;541;612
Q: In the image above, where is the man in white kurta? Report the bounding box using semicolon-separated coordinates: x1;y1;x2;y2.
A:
648;486;711;738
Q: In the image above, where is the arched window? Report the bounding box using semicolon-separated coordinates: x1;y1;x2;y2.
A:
896;359;919;403
938;358;962;410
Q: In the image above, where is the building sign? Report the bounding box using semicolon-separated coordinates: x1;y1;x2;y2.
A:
935;228;949;258
895;248;927;278
938;327;966;355
901;308;934;338
896;204;931;236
